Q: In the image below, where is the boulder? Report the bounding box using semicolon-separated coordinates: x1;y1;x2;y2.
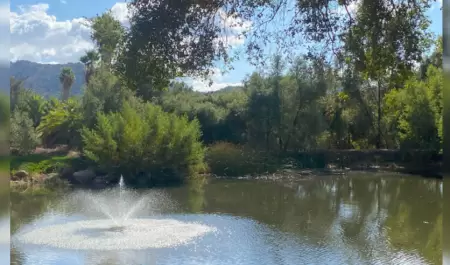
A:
60;166;75;179
72;169;96;184
12;170;29;181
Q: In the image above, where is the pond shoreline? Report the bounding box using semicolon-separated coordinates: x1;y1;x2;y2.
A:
9;146;442;192
10;162;442;193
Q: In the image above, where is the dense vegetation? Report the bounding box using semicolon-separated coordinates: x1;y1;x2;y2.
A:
10;0;442;186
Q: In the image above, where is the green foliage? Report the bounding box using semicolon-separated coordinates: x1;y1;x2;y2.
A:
0;92;9;141
90;12;124;66
11;153;85;175
80;50;100;84
59;67;75;101
116;0;227;99
383;65;442;151
160;86;248;144
81;101;206;186
37;98;83;148
81;67;134;128
14;89;46;127
10;111;40;155
206;142;279;177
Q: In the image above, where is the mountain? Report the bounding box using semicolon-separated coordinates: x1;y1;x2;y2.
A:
220;85;242;92
9;60;242;97
10;60;85;98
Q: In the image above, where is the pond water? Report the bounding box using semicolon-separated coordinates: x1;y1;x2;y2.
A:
11;173;442;265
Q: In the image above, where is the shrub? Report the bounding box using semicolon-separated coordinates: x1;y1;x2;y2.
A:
206;142;279;177
81;67;134;128
10;111;40;155
37;98;83;148
81;101;206;186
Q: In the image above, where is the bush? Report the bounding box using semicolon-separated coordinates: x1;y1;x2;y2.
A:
10;111;40;155
37;98;83;148
81;67;134;128
81;100;206;186
206;142;279;177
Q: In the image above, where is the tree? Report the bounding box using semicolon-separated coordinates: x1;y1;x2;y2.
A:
37;98;83;148
10;111;40;155
10;77;26;112
90;12;125;67
116;0;230;99
80;50;100;84
81;67;134;128
81;101;206;186
59;67;75;101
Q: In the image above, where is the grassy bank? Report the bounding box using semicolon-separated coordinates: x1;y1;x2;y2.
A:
10;143;442;191
10;148;89;191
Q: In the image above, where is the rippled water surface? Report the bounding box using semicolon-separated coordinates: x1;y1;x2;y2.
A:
11;173;442;265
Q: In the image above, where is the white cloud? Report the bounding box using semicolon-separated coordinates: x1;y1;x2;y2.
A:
10;3;93;63
10;2;131;63
215;9;252;47
179;68;242;92
10;2;247;91
110;2;130;26
60;0;67;4
0;2;10;65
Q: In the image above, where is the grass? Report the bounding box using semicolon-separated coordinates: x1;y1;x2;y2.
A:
10;153;86;176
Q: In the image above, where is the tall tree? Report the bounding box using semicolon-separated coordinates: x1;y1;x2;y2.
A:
90;12;125;67
117;0;230;99
59;67;75;101
340;0;433;148
80;50;100;85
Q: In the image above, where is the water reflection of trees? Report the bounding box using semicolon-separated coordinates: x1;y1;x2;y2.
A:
9;175;442;265
188;175;442;265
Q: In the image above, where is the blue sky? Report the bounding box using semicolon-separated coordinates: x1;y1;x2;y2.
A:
9;0;443;91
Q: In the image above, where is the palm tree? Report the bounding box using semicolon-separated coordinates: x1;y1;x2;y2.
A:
80;50;100;85
59;67;75;101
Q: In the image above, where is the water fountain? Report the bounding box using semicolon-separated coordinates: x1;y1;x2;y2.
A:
15;175;216;251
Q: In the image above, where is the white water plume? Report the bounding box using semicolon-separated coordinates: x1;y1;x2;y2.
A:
17;218;215;250
16;175;216;251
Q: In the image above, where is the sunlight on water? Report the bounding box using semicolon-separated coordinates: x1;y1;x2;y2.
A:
16;218;216;250
14;176;216;252
11;175;441;265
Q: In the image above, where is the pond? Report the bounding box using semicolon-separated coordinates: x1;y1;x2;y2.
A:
10;172;442;265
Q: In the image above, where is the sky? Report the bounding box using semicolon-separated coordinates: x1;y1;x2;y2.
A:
6;0;443;92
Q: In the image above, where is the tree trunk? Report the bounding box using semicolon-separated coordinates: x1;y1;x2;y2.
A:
62;86;70;101
283;108;301;152
376;80;382;149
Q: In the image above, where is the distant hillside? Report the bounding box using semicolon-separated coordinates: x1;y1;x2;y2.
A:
10;60;85;98
220;85;242;92
9;60;242;97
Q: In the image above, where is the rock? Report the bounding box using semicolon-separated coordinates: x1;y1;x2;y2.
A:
12;170;29;181
72;169;96;184
60;166;75;179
